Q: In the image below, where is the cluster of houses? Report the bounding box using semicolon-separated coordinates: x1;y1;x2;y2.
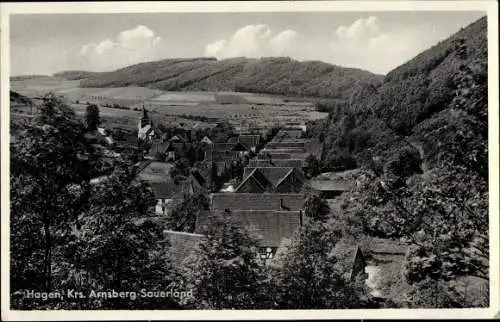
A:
121;107;412;299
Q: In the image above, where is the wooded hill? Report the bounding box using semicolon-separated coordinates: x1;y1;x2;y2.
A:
55;57;383;100
319;16;487;172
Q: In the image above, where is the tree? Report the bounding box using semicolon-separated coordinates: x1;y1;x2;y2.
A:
303;193;331;222
85;103;100;131
271;219;363;309
166;192;209;233
181;212;271;309
61;166;182;309
170;158;191;182
11;94;91;293
303;154;321;179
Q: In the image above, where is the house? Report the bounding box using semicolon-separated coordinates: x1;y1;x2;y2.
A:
200;136;213;145
236;167;307;193
330;243;368;281
163;230;204;267
195;210;302;259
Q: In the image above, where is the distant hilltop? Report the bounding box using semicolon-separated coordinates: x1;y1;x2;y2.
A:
52;57;383;101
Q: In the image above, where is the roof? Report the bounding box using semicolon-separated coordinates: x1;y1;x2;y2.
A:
367;238;410;255
242;167;293;186
235;168;275;193
169;135;185;143
266;141;306;149
274;129;303;140
238;134;261;148
147;141;172;157
149;181;178;199
200;136;213;144
136;161;174;182
164;230;204;267
195;210;301;247
210;193;305;212
309;180;352;192
261;147;305;154
330;242;365;280
213;143;236;151
248;159;304;168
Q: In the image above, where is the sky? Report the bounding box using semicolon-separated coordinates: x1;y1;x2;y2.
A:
10;11;485;76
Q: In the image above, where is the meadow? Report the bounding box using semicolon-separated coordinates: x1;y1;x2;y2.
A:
11;76;327;131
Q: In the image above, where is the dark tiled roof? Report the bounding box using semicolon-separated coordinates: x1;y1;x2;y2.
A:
266;141;306;149
195;210;301;247
261;148;306;154
243;167;293;186
235;169;275;193
309;180;352;192
275;129;303;140
210;193;305;212
149;181;179;199
213;143;236;151
164;230;204;267
136;161;174;182
248;159;304;168
238;135;261;148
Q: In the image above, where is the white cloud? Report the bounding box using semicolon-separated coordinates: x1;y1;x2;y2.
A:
329;16;440;74
79;25;162;71
205;24;299;59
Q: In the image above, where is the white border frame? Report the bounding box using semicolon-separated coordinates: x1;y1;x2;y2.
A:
1;1;498;320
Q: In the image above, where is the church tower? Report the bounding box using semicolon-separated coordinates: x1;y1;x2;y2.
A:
138;103;150;129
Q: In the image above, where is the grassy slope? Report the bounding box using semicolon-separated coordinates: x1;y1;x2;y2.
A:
58;57;382;101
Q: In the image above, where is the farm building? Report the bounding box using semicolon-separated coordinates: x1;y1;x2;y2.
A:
330;242;368;282
195;210;302;259
134;160;206;216
236;167;307;193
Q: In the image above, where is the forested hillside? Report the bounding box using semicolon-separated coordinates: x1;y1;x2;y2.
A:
320;16;487;171
317;16;489;307
57;57;382;100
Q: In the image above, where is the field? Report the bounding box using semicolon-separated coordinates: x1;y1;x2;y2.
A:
10;76;328;130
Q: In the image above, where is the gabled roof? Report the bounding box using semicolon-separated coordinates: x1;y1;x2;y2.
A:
169;135;185;143
275;167;306;187
195;210;301;247
243;167;293;186
329;242;365;281
235;168;275;193
200;136;213;144
147;141;172;158
210;193;305;212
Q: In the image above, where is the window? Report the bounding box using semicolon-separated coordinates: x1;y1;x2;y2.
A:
259;247;275;259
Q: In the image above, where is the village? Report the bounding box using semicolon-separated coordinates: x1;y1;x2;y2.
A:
73;101;409;299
